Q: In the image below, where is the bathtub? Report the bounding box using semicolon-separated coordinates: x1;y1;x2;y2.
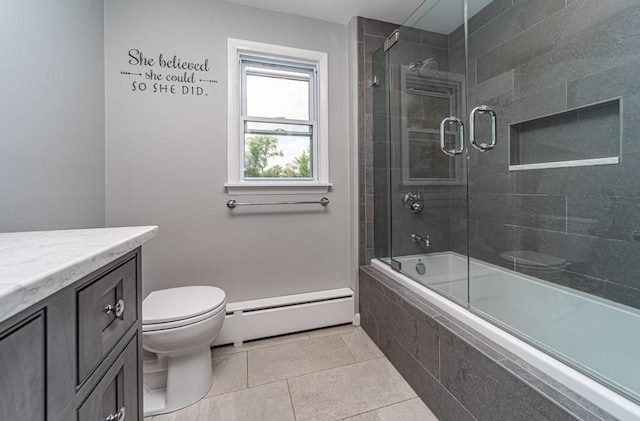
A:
372;252;640;421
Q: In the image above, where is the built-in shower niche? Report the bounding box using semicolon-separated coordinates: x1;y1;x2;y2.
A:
509;99;621;171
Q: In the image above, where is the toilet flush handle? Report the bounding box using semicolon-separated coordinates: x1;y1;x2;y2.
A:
104;299;125;318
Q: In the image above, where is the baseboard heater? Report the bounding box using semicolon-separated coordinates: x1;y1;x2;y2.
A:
213;288;355;346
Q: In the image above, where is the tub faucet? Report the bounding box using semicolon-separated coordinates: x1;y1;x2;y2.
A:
411;233;431;247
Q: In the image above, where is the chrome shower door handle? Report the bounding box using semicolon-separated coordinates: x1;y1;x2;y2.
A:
469;105;497;152
440;116;465;157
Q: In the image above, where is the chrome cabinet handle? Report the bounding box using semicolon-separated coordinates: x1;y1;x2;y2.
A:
469;105;497;152
440;116;465;157
104;299;125;318
105;407;126;421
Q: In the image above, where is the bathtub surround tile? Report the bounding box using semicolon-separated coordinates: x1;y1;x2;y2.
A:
440;328;576;421
247;334;355;386
343;397;438;421
339;327;384;362
153;381;295;421
378;323;477;421
288;358;416;421
207;352;247;397
212;331;310;357
359;266;619;421
434;315;510;363
499;359;612;421
506;358;620;421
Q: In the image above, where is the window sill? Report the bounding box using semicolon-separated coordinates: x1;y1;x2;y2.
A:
224;182;332;195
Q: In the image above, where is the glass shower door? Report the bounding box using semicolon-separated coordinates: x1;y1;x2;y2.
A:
465;0;640;403
385;0;469;305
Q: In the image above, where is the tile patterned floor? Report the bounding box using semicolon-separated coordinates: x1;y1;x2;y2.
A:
145;324;439;421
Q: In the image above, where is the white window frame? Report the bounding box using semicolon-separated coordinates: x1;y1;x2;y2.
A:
226;38;331;195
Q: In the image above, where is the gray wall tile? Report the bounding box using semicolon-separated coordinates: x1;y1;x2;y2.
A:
439;323;577;421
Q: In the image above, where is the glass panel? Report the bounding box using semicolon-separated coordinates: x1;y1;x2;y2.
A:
244;132;312;179
467;0;640;403
246;74;310;120
385;0;469;305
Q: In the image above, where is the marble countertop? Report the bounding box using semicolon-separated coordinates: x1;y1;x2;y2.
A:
0;226;158;324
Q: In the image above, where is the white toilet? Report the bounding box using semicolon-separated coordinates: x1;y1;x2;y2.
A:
142;286;226;417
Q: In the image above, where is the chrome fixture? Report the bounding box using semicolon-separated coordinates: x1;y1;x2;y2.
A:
411;233;431;247
416;260;426;275
408;58;440;77
226;197;329;209
104;299;125;318
384;29;399;52
105;407;126;421
371;75;380;87
402;192;423;214
469;105;497;152
440;116;465;156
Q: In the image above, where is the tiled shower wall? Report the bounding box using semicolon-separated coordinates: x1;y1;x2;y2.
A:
449;0;640;309
359;0;640;309
358;18;456;265
358;17;397;266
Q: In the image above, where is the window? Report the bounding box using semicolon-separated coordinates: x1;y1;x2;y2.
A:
226;39;331;194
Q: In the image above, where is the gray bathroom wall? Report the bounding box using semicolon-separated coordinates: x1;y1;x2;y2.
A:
450;0;640;309
0;0;106;232
104;0;352;301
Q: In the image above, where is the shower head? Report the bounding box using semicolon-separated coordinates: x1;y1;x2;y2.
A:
408;58;440;77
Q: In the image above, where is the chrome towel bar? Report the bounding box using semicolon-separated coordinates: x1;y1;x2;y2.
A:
226;197;329;209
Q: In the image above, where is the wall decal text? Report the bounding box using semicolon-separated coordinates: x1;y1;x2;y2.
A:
121;49;217;97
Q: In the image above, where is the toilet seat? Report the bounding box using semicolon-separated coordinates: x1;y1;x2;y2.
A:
143;286;226;332
142;302;226;332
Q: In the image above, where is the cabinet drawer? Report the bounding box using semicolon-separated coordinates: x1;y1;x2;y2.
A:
77;257;137;385
77;334;138;421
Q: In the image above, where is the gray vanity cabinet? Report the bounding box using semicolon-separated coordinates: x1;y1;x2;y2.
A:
0;312;46;421
0;248;143;421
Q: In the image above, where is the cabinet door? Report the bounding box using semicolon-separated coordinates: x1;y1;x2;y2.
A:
0;312;46;421
78;335;138;421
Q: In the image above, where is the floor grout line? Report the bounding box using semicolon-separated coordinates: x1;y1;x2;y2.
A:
338;396;421;421
337;332;358;362
248;356;388;389
286;379;299;421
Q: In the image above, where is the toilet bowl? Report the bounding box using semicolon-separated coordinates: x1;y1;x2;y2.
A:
142;286;226;417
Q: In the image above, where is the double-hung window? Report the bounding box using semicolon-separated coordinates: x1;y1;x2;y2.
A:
226;39;330;194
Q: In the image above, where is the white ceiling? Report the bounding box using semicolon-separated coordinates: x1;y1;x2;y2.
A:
222;0;494;34
407;0;493;33
222;0;424;26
